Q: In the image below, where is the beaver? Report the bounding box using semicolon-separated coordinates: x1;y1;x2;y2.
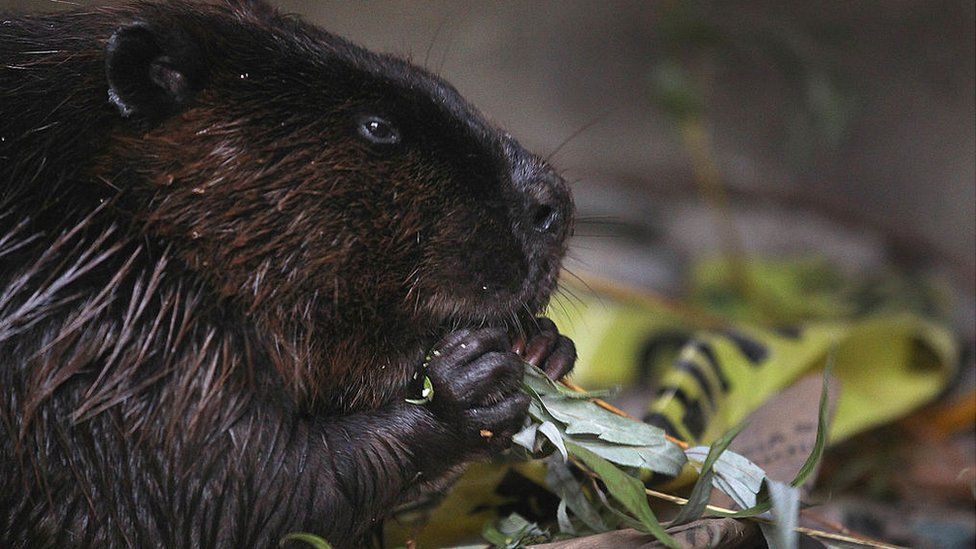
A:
0;1;576;546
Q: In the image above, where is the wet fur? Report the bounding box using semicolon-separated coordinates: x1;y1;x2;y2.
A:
0;1;573;547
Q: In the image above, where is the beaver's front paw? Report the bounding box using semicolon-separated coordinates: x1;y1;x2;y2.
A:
425;327;530;454
512;317;577;380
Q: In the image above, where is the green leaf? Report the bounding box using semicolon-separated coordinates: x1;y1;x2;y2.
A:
601;500;654;532
545;457;609;533
536;398;626;441
758;480;800;549
585;476;646;531
522;362;610;399
482;513;548;548
568;436;685;474
511;422;539;452
523;377;686;475
709;365;832;519
556;500;575;535
686;445;767;510
527;398;556;423
538;421;568;462
672;420;749;525
790;360;831;488
534;393;685;472
750;365;829;547
543;396;669;446
565;442;679;548
280;532;333;549
720;497;772;519
481;523;508;547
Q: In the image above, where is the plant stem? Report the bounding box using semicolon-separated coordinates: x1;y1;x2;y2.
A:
642;487;904;549
679;119;753;300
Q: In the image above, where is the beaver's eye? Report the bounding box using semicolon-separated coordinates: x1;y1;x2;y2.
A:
357;115;400;145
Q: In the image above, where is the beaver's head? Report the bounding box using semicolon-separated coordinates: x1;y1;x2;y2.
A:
92;1;573;347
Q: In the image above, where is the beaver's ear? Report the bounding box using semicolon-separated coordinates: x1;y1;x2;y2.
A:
105;22;205;118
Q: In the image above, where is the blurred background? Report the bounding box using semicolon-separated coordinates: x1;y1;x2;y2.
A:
288;0;976;279
8;0;971;307
4;1;974;546
280;1;975;296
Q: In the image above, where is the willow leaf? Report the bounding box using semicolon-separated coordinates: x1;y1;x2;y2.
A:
566;442;678;549
673;420;749;525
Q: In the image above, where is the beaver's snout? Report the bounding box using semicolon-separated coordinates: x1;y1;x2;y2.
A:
498;148;574;313
524;171;568;235
506;142;574;250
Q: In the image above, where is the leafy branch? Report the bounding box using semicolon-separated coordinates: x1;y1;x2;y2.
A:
498;361;883;549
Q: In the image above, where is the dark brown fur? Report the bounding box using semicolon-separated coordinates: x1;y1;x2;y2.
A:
0;1;575;547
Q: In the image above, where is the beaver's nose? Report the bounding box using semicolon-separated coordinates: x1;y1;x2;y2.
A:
521;169;573;239
525;173;564;234
503;135;573;239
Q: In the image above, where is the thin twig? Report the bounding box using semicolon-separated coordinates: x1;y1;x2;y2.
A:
642;488;904;549
802;510;866;541
569;456;900;548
